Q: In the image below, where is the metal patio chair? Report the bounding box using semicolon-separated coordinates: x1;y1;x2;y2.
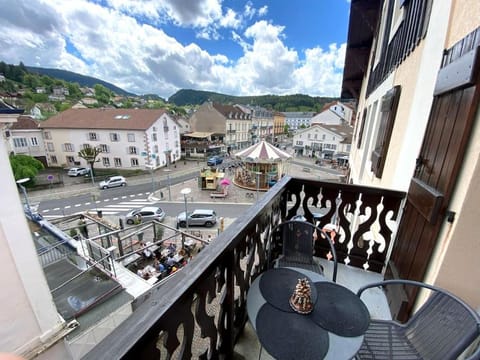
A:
356;279;480;359
268;220;338;282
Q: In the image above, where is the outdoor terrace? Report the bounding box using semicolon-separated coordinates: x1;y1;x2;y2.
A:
82;175;406;359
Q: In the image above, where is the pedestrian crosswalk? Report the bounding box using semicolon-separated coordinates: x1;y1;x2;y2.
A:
40;196;156;218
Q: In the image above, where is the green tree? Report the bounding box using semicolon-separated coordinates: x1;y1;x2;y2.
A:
283;124;290;134
9;154;44;185
78;146;102;177
94;84;113;104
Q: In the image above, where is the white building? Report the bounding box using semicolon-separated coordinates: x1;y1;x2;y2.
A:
310;101;355;126
292;124;353;158
5;115;47;164
1;102;74;358
40;108;181;170
283;111;316;130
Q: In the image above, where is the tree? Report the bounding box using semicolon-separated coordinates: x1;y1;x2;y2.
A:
78;147;102;176
94;84;113;104
9;154;44;185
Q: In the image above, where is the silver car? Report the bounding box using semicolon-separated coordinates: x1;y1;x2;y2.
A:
176;209;217;228
125;206;165;225
99;175;127;189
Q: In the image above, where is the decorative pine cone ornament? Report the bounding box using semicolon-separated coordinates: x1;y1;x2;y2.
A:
289;278;313;314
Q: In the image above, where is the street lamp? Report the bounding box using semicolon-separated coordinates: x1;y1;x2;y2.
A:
16;178;31;214
254;171;262;201
145;164;155;195
181;187;191;232
164;169;172;201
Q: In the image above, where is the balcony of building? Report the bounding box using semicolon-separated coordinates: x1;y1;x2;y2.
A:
80;175;410;359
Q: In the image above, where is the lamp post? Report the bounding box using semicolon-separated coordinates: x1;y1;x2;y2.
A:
16;178;31;215
164;169;172;201
181;187;191;232
254;171;262;201
146;164;155;195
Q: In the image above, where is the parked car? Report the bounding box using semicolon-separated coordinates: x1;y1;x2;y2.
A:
68;167;90;177
99;175;127;189
125;206;165;225
207;156;223;166
176;209;217;228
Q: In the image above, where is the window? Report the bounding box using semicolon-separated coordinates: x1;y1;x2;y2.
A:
154;145;159;153
66;156;75;164
114;158;122;167
47;142;55;152
50;155;58;164
13;138;28;147
110;133;120;142
89;132;98;141
128;146;137;154
102;157;111;167
127;133;135;142
371;86;401;178
30;137;39;146
44;131;51;140
131;158;139;166
152;126;157;132
100;144;109;153
82;143;91;150
322;134;326;140
296;141;303;145
152;133;157;142
63;143;74;152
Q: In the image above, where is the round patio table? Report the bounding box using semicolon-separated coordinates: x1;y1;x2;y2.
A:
247;267;370;360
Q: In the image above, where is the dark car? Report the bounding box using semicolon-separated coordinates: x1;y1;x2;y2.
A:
207;156;223;166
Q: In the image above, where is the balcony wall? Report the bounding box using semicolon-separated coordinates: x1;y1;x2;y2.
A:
84;176;405;359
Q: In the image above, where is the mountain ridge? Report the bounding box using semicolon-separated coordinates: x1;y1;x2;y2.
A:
26;66;136;97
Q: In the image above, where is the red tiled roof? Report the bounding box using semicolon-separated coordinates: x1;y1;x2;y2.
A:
39;108;168;130
10;115;40;130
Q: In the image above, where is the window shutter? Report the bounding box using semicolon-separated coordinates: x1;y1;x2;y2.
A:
356;109;367;148
371;85;401;178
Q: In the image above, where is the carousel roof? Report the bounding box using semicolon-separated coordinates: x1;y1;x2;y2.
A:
235;140;292;162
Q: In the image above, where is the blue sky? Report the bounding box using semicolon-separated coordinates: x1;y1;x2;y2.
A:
0;0;351;99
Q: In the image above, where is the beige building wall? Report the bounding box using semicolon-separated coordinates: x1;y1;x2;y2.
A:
423;0;480;308
0;117;71;357
189;103;226;134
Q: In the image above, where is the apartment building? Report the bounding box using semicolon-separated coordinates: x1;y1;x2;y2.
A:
342;0;480;315
292;124;353;158
40;108;181;170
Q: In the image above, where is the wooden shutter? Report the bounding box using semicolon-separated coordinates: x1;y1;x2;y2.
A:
371;85;401;178
356;109;367;148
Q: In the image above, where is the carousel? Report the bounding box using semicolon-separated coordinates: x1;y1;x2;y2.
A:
234;140;291;191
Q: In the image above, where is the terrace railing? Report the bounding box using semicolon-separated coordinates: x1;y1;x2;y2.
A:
84;176;405;359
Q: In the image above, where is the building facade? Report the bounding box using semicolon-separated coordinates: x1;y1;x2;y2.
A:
4;115;47;165
292;124;353;158
342;0;480;314
40;108;181;170
282;111;316;131
188;102;252;151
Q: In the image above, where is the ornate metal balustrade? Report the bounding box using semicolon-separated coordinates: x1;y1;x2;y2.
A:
84;176;405;359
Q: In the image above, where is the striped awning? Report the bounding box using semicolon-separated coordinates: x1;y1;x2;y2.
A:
235;141;291;163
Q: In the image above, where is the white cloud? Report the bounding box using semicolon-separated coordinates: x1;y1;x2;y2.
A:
0;0;345;98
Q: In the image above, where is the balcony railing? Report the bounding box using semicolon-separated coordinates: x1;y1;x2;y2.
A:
84;176;405;359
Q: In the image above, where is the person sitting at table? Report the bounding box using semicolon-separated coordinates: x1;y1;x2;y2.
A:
142;243;153;259
166;254;176;267
167;242;176;255
154;259;166;273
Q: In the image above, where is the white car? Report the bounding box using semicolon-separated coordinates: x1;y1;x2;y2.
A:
99;176;127;189
125;206;166;225
68;167;90;177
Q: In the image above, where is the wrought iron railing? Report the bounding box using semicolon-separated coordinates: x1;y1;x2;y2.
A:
83;176;405;359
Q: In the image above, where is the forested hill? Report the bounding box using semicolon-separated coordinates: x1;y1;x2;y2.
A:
168;89;338;112
26;66;135;97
